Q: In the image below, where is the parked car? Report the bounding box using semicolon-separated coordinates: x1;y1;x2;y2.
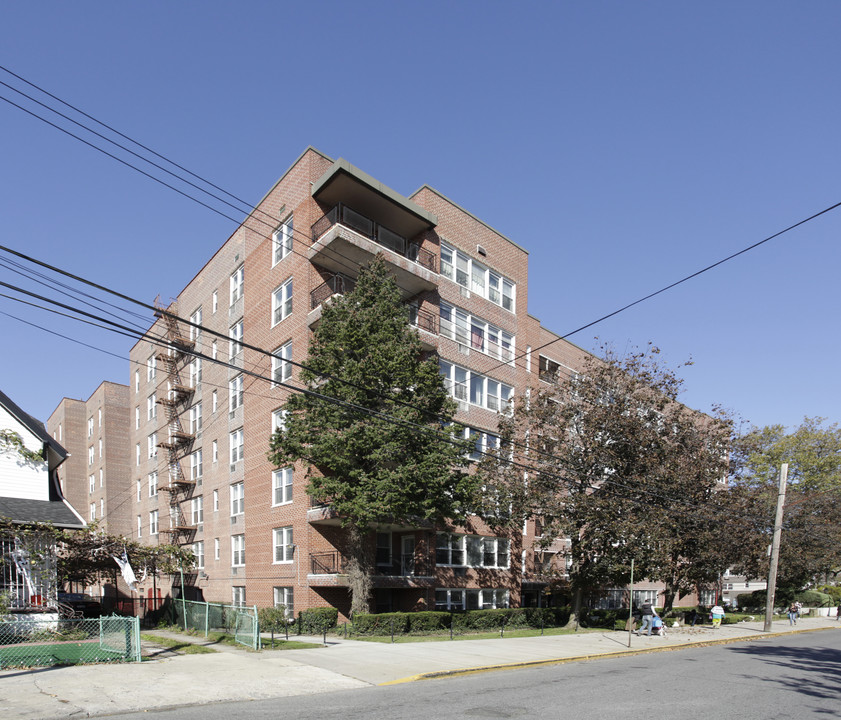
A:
58;593;102;618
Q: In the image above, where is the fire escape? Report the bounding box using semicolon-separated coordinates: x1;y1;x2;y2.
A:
154;300;197;543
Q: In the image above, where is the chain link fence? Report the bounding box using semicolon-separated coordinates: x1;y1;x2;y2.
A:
166;599;259;650
0;615;141;669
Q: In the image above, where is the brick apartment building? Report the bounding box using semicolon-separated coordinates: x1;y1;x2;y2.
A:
52;147;665;618
49;382;131;535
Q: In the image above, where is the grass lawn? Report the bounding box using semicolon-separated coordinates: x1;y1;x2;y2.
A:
140;633;218;654
151;626;322;651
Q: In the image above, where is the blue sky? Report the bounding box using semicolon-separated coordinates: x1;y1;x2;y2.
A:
0;1;838;432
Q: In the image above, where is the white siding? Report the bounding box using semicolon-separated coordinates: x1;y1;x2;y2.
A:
0;404;50;501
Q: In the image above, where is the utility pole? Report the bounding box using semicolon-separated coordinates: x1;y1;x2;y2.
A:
763;463;788;632
627;558;635;648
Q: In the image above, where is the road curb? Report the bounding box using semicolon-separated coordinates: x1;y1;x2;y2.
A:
382;625;841;685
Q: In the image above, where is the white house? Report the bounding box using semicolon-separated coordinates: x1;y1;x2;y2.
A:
0;389;85;612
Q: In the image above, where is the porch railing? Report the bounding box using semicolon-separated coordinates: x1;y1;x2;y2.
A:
310;551;344;575
311;203;437;273
310;274;356;310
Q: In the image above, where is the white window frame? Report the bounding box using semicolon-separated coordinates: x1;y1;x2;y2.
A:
191;496;204;526
439;302;514;363
272;215;293;266
271;278;293;326
149;510;159;536
189;357;202;388
189;307;202;342
230;428;244;464
272;342;292;386
230;481;244;516
232;586;246;607
439;361;514;413
147;354;156;381
272;408;287;434
231;534;245;567
190;449;203;481
272;467;293;506
147;394;157;422
193;540;205;569
147;434;157;459
440;242;516;312
190;403;202;434
230;264;244;305
273;587;294;618
273;526;294;564
148;471;158;497
229;320;243;358
229;375;244;411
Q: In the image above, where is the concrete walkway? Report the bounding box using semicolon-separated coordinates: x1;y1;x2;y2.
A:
1;617;838;719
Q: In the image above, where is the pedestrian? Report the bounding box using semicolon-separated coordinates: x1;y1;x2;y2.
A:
836;603;841;622
711;603;725;628
637;601;657;636
788;602;798;626
685;608;698;627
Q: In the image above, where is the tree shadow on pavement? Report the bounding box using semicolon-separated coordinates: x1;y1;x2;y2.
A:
727;639;841;701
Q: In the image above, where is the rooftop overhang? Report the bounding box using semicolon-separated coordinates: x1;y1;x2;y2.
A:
312;159;437;239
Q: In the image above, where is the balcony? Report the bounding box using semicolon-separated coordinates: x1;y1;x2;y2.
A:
309;204;438;297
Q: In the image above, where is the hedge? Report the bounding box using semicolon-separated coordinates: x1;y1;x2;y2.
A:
299;607;338;633
349;607;571;635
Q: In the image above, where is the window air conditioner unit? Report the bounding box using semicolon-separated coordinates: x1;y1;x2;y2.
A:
476;244;487;257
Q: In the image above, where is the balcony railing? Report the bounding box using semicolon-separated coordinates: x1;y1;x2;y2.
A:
311;203;437;273
409;305;438;335
310;274;356;310
375;554;424;577
310;551;344;575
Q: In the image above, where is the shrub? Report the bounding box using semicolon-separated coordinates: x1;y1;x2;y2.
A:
817;585;841;604
299;607;338;634
258;607;289;636
352;612;409;634
407;611;450;632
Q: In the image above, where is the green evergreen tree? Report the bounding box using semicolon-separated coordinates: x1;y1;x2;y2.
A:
268;256;475;615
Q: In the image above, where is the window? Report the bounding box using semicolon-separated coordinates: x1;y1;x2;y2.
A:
273;526;294;563
232;586;246;607
136;443;141;466
137;515;142;538
231;481;244;516
148;471;158;497
439;361;513;413
191;496;204;526
231;534;245;566
212;440;218;463
190;403;202;434
147;434;157;459
147;354;156;381
439;302;514;362
147;394;157;421
271;278;293;325
149;510;159;536
212;390;218;413
229;320;243;358
189;358;202;388
136;478;141;501
214;538;220;560
135;406;140;429
212;290;218;314
88;446;94;466
90;502;96;521
189;307;202;342
211;339;218;360
272;408;287;434
89;474;95;494
213;489;219;512
440;242;515;312
230;264;244;305
98;439;103;459
272;467;293;505
190;449;203;481
272;215;293;265
229;375;244;411
193;540;204;569
230;428;244;464
437;533;509;568
273;587;294;617
376;532;391;566
436;588;508;611
272;342;292;385
100;498;104;518
99;469;104;488
86;417;93;438
457;426;500;462
135;369;140;393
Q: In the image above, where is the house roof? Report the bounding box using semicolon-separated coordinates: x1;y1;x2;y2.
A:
0;389;67;461
0;497;85;529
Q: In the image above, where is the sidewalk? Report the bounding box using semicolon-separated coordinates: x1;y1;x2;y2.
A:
1;617;838;719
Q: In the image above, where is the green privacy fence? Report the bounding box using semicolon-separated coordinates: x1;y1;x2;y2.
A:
0;615;141;668
168;599;259;650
